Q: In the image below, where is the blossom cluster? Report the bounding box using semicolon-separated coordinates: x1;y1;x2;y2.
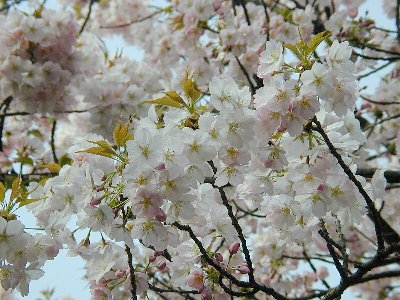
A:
0;0;400;299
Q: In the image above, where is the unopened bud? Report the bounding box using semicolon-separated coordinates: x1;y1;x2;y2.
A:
157;261;167;270
90;198;101;206
155;208;167;222
201;285;212;300
115;270;125;278
149;255;157;263
239;265;250;274
214;252;223;262
155;162;166;171
229;241;240;255
317;183;327;192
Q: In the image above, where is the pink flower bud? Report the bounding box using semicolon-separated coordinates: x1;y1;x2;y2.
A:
317;183;327;192
229;241;240;255
155;162;166;171
45;245;59;258
115;270;125;278
101;175;107;181
95;186;103;192
239;265;250;274
154;251;163;257
90;198;101;206
157;261;167;270
155;208;167;222
149;255;156;263
201;285;212;300
214;252;223;262
277;123;286;132
361;102;373;109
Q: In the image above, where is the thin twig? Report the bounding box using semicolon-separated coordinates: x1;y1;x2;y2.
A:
121;199;137;299
357;61;394;80
396;0;400;43
100;10;162;29
302;248;331;289
318;223;348;281
240;0;251;25
79;0;96;35
312;117;385;251
360;94;400;105
365;113;400;130
261;0;270;41
354;52;400;61
0;96;13;152
235;56;256;95
50;119;58;163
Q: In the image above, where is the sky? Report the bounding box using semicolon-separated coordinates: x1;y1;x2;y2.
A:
10;0;398;299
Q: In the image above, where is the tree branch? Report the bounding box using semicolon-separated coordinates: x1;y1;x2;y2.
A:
312;116;386;250
79;0;96;35
121;199;137;299
0;96;13;152
50;119;58;164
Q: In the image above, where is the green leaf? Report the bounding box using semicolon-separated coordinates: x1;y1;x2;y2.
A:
88;140;113;149
40;163;61;173
0;182;5;203
113;121;133;147
144;95;185;108
181;74;201;103
284;43;302;58
59;154;73;167
163;91;187;106
307;30;332;55
10;176;21;201
76;147;116;159
17;156;34;165
18;198;40;208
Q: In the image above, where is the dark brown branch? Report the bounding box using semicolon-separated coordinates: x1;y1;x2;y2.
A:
217;186;255;283
365;113;400;129
322;243;400;299
312;117;385;250
79;0;96;35
50;119;58;164
356;168;400;184
0;109;88;118
235;56;256;95
354;52;400;61
360;94;400;106
358;44;400;56
240;0;251;25
261;0;270;41
302;248;331;289
0;0;27;12
171;222;301;300
318;225;348;281
356;269;400;285
100;10;162;29
357;61;394;80
218;275;257;297
396;0;400;44
121;201;137;299
0;96;13;152
148;283;199;296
